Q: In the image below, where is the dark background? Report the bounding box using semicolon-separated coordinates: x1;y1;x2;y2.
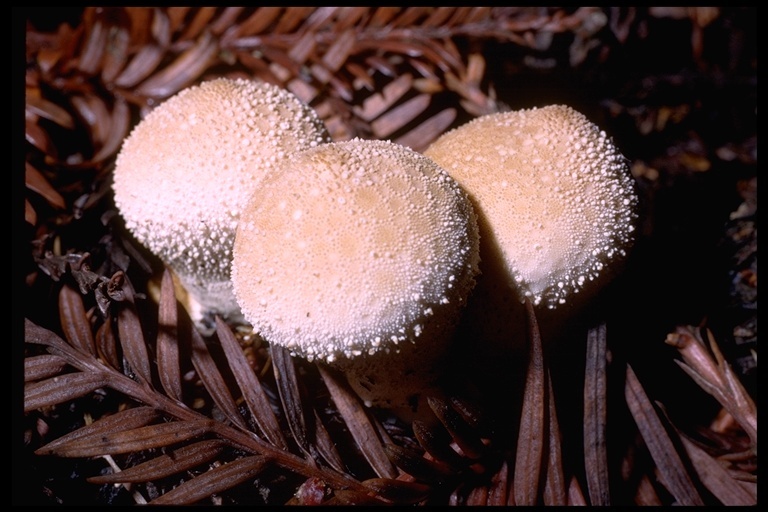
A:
17;7;757;505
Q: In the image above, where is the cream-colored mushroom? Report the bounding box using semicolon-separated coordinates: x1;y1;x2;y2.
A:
426;105;637;310
112;78;330;331
424;105;638;368
232;138;480;411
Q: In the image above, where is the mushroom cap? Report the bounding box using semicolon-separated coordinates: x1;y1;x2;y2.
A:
112;78;330;324
424;105;638;309
232;138;480;366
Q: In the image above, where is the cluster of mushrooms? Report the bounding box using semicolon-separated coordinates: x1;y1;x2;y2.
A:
112;77;638;413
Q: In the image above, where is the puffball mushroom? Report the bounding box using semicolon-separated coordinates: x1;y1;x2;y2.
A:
232;138;480;410
424;105;638;367
424;104;638;310
112;78;330;330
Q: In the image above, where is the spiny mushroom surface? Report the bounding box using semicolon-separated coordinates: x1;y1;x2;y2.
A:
424;104;638;310
112;78;330;329
232;138;480;409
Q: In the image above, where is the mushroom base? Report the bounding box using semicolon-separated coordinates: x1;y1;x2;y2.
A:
328;310;463;418
451;264;618;399
172;271;247;335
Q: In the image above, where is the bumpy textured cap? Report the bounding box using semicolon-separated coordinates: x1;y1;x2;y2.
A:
233;138;480;362
112;78;330;325
425;104;638;309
